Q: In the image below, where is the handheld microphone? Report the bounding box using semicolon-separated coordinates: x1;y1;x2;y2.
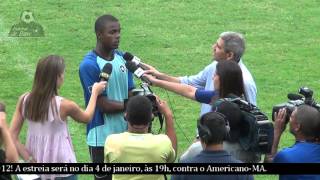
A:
123;52;149;70
287;93;303;100
125;61;152;85
100;63;113;81
123;52;140;65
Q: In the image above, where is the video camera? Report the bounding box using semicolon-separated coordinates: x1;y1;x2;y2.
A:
218;95;274;153
131;83;164;133
272;87;320;123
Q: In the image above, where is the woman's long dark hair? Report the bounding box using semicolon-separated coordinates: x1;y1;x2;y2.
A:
24;55;65;122
213;60;246;142
216;60;245;99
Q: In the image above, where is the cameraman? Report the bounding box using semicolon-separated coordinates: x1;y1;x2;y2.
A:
172;111;253;180
268;105;320;179
180;100;261;163
104;95;176;180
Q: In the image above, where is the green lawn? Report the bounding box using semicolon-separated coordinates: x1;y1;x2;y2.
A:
1;0;320;179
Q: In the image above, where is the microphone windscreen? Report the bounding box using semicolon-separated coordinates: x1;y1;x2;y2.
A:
100;63;112;81
125;61;138;73
288;93;303;100
102;63;113;74
123;52;134;61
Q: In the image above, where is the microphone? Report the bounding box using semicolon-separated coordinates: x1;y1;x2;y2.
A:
125;61;152;85
123;52;149;70
100;63;113;81
287;93;303;100
123;52;140;65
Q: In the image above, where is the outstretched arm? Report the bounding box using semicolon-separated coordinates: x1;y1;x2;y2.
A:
144;74;196;100
62;81;106;123
141;63;181;83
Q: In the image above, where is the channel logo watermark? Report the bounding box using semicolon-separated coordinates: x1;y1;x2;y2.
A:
9;10;44;37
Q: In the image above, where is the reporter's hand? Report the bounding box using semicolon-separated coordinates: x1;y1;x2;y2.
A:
142;74;158;85
92;81;107;95
274;108;287;134
144;65;162;78
140;63;157;71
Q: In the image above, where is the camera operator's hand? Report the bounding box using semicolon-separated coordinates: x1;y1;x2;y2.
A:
265;108;287;163
156;97;172;116
274;108;287;135
155;96;177;153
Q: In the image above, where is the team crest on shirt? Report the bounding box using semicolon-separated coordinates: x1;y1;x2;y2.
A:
120;65;126;72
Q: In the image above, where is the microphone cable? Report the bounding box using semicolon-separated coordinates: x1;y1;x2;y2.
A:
164;89;192;144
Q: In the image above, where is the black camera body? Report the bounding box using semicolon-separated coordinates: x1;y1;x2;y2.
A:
132;83;159;116
220;96;274;153
131;83;164;133
272;87;320;123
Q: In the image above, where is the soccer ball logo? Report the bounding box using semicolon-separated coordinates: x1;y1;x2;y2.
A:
21;11;35;24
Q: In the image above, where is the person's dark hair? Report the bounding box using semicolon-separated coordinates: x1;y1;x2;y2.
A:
216;60;245;99
214;101;243;142
219;32;245;62
24;55;65;122
197;112;229;145
126;96;153;126
295;105;320;140
95;14;118;34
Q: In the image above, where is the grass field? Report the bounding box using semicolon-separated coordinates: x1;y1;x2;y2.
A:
1;0;320;179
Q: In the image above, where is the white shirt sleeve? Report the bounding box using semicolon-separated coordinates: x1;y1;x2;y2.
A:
179;62;216;89
244;81;257;106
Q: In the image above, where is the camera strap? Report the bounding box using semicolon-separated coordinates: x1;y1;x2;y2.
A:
157;112;164;133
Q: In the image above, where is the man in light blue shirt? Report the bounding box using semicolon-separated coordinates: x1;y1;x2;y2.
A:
144;32;257;115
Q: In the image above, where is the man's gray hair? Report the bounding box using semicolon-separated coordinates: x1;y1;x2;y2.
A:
219;32;245;62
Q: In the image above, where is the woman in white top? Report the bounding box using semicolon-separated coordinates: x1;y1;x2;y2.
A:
10;55;106;180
